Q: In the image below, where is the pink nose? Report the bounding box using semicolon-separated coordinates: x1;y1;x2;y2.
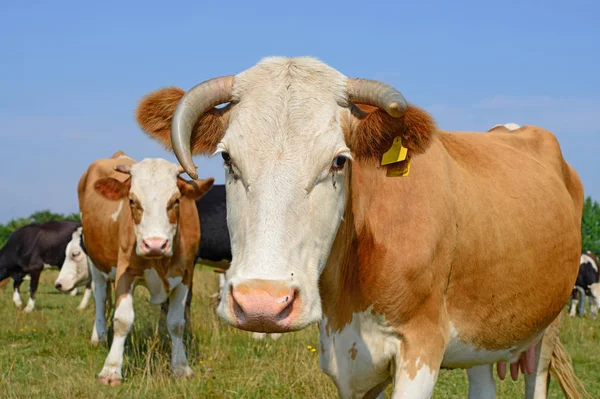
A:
230;280;298;333
141;237;170;256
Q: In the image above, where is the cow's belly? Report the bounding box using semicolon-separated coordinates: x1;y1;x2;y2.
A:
141;269;182;304
440;322;542;369
319;308;398;398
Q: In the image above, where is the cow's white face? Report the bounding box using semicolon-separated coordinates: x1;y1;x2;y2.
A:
55;228;90;291
94;158;214;258
215;58;352;332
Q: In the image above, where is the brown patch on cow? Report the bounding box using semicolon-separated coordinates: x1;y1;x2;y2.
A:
177;177;215;200
349;342;358;360
128;193;143;225
94;177;131;201
110;150;128;159
166;192;181;224
136;87;231;155
343;104;437;162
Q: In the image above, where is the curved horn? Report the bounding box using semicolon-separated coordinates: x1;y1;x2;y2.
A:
347;78;407;118
171;76;234;179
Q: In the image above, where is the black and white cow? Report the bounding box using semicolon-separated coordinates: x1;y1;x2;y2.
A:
0;220;82;312
569;251;600;319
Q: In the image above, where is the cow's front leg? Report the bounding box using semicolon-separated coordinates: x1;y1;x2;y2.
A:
97;270;135;386
167;283;193;378
24;269;42;312
90;265;108;344
390;323;445;399
77;281;93;310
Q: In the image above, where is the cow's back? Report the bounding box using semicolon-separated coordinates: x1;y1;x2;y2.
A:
439;126;583;350
196;185;232;262
78;155;136;271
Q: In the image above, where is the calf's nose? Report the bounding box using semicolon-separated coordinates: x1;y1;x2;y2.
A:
141;237;170;256
55;282;62;290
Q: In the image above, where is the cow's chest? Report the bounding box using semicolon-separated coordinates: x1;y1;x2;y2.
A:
318;308;398;398
141;269;182;304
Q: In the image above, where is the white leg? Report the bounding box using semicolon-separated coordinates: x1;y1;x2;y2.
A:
167;283;193;377
13;290;23;309
590;301;598;320
24;297;35;312
219;273;225;298
98;291;134;386
77;283;93;310
466;364;496;399
568;299;578;317
91;266;107;344
270;333;282;340
252;332;267;340
70;287;78;296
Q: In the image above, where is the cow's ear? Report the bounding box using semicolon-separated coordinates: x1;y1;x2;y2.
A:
348;104;437;161
136;87;229;155
177;177;215;200
94;178;130;200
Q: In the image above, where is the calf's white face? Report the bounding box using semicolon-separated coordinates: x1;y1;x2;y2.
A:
94;158;213;258
55;227;90;291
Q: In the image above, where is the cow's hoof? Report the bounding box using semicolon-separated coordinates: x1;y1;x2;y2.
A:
14;303;23;310
173;365;193;378
270;333;282;341
23;306;34;313
98;370;121;386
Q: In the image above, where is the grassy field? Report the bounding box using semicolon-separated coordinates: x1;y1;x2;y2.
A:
0;266;598;399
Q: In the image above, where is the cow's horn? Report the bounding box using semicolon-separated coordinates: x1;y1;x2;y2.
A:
171;76;234;179
347;78;407;118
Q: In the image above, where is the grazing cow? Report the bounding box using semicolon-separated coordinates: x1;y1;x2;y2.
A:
0;220;83;312
569;251;600;319
136;56;589;398
54;227;94;310
78;151;213;386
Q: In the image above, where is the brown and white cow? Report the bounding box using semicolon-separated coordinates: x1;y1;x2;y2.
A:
135;57;587;398
78;151;213;386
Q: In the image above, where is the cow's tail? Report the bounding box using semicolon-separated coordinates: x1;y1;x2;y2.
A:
549;337;592;399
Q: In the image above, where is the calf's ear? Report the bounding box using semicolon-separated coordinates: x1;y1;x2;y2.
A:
177;177;215;200
94;178;130;200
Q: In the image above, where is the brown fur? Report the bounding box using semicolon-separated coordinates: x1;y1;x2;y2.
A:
136;87;231;155
347;104;438;160
321;126;583;377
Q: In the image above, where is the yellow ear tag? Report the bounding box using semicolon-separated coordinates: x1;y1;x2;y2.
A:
381;136;408;166
386;157;411;177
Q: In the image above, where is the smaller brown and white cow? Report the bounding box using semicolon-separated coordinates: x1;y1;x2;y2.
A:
78;151;213;386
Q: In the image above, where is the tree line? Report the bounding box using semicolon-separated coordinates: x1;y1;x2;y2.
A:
0;210;80;248
1;197;599;253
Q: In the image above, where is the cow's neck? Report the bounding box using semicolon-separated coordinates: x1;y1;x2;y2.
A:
319;163;371;334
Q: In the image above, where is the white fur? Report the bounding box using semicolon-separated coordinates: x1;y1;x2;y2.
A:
319;308;398;398
13;290;23;308
128;159;181;257
24;297;35;312
581;253;598;272
569;299;578;317
217;57;352;330
167;283;193;377
110;200;123;222
77;285;93;310
98;292;134;384
55;228;91;293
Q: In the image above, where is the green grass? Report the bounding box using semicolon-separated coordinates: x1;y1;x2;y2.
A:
0;267;598;398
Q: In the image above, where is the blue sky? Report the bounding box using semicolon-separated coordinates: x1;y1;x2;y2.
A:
1;1;598;222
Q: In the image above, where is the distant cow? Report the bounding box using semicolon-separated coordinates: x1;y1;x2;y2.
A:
78;151;213;386
569;251;600;319
53;227;94;310
0;220;82;312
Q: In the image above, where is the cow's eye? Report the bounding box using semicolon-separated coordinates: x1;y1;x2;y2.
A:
331;155;347;171
221;152;231;166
